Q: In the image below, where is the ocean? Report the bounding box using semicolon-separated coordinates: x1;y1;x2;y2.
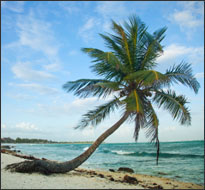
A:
5;140;204;185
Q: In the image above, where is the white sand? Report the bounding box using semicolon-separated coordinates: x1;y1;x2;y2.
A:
1;153;144;189
1;152;204;189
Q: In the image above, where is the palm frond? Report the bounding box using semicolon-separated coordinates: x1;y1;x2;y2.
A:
75;97;121;129
144;103;159;143
165;62;200;94
153;89;191;125
63;79;122;99
82;48;126;80
63;79;106;93
111;20;133;67
144;103;160;165
124;15;148;71
99;33;125;63
122;90;144;114
140;34;163;70
133;113;145;141
124;70;170;87
153;27;167;43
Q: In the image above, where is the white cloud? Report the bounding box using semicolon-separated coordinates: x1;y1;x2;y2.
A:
5;10;62;68
12;62;55;82
2;1;24;13
96;1;127;18
17;11;59;56
16;122;39;131
157;44;204;65
95;2;129;32
195;72;204;79
17;83;59;95
78;18;100;42
72;97;98;107
172;10;202;28
58;2;80;14
168;2;204;38
28;97;99;117
24;96;115;118
43;63;61;72
2;122;42;138
7;93;34;100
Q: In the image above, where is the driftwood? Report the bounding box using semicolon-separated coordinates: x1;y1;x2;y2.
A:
1;149;42;161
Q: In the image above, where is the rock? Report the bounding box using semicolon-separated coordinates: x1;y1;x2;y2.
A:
175;175;181;178
156;185;164;189
109;169;115;172
98;174;104;178
123;175;138;184
1;149;6;153
109;177;114;181
148;185;163;189
1;149;15;154
118;167;134;173
13;150;21;153
1;145;11;149
158;172;168;175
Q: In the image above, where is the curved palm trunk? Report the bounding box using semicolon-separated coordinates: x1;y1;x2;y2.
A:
6;112;130;175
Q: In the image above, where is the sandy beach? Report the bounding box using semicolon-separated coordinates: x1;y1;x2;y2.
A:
1;152;204;189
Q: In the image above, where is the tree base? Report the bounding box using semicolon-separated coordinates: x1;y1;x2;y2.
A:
5;160;63;175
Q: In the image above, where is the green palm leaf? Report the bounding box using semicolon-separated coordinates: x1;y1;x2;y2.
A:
63;79;121;99
75;97;121;129
111;20;133;67
82;48;127;80
123;90;144;114
165;62;200;94
144;103;160;165
124;70;170;87
153;89;191;125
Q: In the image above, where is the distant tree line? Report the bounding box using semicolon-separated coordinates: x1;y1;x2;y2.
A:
1;137;56;144
1;137;96;144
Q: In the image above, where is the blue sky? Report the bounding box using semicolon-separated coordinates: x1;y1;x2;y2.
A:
1;1;204;142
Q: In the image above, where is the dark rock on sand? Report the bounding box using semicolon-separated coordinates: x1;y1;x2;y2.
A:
98;174;104;178
118;167;134;173
109;177;115;181
157;185;164;189
1;145;11;149
12;150;21;153
148;185;163;189
123;175;138;184
158;172;168;175
109;169;115;172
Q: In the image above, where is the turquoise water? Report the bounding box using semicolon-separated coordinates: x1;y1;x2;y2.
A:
7;140;204;185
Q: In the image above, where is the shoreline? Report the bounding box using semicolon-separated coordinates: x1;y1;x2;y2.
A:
1;151;204;189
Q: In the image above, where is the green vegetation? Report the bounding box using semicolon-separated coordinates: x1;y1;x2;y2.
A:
1;137;94;144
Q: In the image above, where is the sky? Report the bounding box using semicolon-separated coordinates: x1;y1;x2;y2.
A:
1;1;204;143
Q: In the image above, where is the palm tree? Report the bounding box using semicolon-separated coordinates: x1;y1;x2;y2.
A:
6;15;200;174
